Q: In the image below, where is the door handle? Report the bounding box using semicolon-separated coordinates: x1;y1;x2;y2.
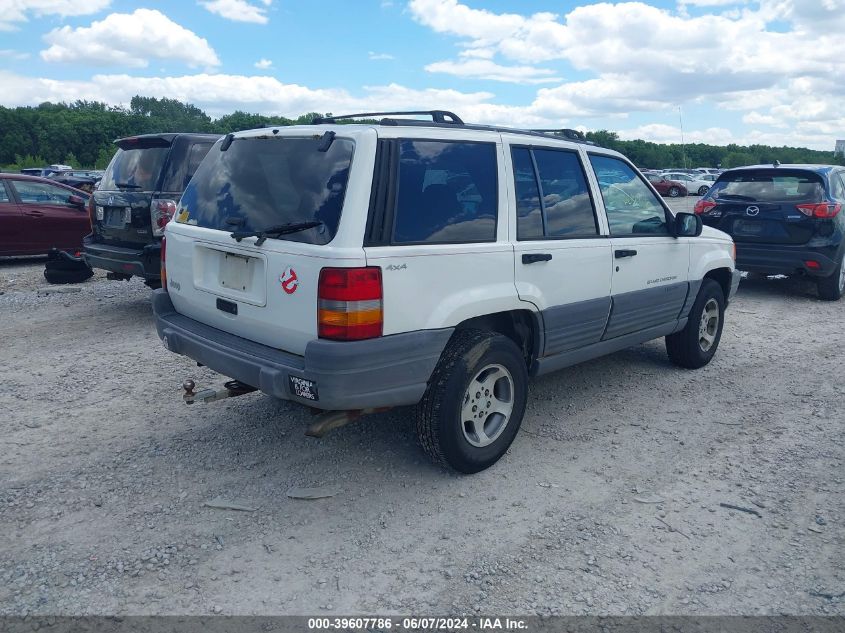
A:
522;253;552;264
614;249;638;259
25;210;45;217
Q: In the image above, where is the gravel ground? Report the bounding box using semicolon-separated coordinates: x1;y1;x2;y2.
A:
1;211;843;616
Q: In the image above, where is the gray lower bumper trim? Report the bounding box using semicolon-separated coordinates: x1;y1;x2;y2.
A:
152;290;453;410
728;269;741;304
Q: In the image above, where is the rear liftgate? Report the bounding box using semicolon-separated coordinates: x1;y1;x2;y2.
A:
179;378;391;438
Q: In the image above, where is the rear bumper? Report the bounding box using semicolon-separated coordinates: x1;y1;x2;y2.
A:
152;290;453;411
736;242;841;277
82;235;161;280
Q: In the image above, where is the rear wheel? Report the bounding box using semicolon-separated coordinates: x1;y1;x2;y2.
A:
817;254;844;301
415;330;528;474
668;186;681;198
666;279;725;369
697;185;709;196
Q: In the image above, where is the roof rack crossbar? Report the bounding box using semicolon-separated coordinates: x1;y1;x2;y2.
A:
312;110;464;125
529;128;589;142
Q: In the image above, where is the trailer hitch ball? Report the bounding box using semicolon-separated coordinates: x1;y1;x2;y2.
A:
183;379;196;397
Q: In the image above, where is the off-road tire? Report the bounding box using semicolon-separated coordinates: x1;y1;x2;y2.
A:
816;254;844;301
666;279;725;369
415;329;528;474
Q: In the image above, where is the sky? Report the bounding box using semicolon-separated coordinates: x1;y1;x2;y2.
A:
1;0;843;150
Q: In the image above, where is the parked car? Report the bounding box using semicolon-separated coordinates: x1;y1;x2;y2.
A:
83;132;220;287
694;168;722;175
644;173;689;197
695;164;845;300
0;173;91;256
661;171;712;196
153;110;739;473
49;170;99;193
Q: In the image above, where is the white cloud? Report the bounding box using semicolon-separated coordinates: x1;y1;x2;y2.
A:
618;123;735;145
0;0;111;31
368;51;395;60
40;9;220;68
407;0;845;149
0;49;30;59
425;59;560;84
199;0;271;24
254;58;273;69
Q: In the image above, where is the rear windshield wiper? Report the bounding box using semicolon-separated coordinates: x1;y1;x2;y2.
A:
231;221;323;245
715;193;756;201
114;182;142;189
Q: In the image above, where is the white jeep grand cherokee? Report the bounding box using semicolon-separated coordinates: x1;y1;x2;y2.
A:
153;111;740;473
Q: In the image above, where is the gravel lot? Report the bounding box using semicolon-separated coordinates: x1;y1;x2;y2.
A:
2;198;843;617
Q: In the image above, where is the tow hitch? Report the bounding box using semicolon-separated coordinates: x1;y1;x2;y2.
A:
182;379;257;404
180;379;391;437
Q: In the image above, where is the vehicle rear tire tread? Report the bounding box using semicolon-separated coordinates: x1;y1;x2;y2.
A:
414;329;527;473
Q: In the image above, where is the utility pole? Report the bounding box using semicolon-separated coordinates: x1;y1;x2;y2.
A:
679;106;687;169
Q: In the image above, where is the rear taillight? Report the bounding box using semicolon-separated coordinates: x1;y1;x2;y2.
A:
151;199;178;236
318;267;383;341
161;235;167;292
796;202;841;218
694;199;717;215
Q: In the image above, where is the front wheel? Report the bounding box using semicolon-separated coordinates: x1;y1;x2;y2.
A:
415;330;528;473
666;279;725;369
817;255;844;301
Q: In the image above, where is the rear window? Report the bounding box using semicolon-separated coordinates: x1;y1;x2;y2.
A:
100;147;169;192
709;170;826;202
177;136;354;245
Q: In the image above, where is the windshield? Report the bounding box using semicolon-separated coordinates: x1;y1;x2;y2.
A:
709;170;825;203
176;136;354;245
100;147;169;192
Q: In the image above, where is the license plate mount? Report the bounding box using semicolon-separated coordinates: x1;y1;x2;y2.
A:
219;253;250;292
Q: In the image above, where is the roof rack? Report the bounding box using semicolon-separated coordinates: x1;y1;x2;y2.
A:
309;111;600;146
312;110;464;125
529;128;590;143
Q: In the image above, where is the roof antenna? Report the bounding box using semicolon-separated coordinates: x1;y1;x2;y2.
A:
773;159;781;167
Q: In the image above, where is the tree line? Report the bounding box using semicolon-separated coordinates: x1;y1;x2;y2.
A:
1;97;842;171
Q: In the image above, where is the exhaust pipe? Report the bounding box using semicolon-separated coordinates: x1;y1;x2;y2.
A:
305;408;392;438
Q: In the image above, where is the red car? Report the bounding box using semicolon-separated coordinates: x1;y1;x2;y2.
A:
644;173;689;198
0;173;91;256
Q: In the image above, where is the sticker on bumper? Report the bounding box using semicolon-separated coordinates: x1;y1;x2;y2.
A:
289;376;318;401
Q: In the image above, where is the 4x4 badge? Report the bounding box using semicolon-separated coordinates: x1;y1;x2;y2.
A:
746;206;760;216
280;267;299;295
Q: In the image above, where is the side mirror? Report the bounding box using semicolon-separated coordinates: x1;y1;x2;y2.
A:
675;212;702;237
67;194;86;208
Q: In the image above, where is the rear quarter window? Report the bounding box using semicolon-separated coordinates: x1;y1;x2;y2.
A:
392;140;498;244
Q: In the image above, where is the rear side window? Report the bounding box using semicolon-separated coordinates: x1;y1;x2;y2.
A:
512;147;597;239
392;140;497;244
709;170;825;202
178;136;354;245
589;154;668;236
100;146;169;192
0;181;10;202
10;180;74;205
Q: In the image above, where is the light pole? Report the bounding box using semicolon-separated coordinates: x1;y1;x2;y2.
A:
678;106;687;169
